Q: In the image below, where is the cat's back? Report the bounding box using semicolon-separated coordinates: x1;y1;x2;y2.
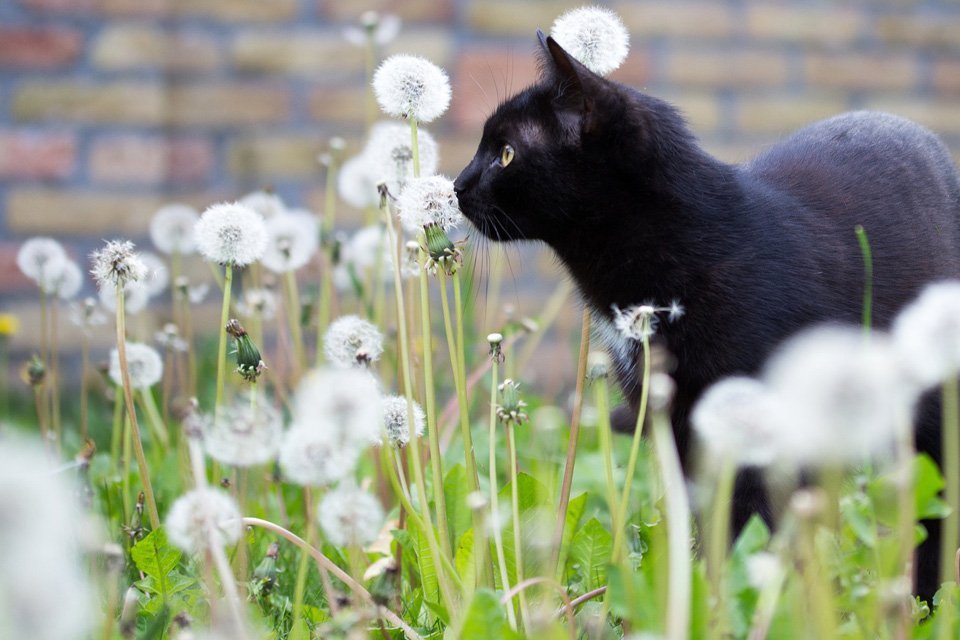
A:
745;111;960;257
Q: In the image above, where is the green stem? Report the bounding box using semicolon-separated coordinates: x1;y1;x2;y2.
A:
50;297;61;450
284;269;306;373
595;377;621;548
613;331;651;563
410;117;420;178
290;489;315;640
115;283;160;530
137;388;170;452
942;376;959;586
506;423;530;629
316;161;338;364
652;410;691;640
214;263;234;418
707;458;737;636
80;330;91;441
488;355;517;629
110;383;124;468
550;309;590;580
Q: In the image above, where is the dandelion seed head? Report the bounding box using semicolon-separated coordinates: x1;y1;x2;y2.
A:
236;287;277;321
691;376;780;467
317;482;385;548
90;239;147;290
155;323;189;353
764;325;912;464
139;251;169;298
0;438;94;640
344;11;401;47
279;424;360;487
195;202;268;267
48;257;84;300
333;225;394;292
260;212;319;274
550;6;630;76
338;154;380;209
16;237;67;291
365;121;439;196
612;303;659;340
165;488;243;554
396;175;463;233
203;398;283;467
382;395;426;447
892;281;960;389
239;190;286;219
109;342;163;389
69;297;108;331
293;367;384;447
150;204;199;255
323;315;385;369
373;54;451;123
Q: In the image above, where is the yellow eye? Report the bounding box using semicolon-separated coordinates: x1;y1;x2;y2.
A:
500;144;515;167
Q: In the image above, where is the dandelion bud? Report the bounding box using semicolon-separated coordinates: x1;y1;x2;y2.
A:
586;350;610;380
487;332;504;363
496;379;528;427
251;542;279;596
23;354;46;386
225;319;266;383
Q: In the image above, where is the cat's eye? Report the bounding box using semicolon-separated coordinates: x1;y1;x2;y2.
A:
500;144;515;167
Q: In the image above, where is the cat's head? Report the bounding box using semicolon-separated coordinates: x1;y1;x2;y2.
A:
454;31;661;244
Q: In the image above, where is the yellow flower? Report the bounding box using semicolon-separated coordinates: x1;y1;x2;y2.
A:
0;313;19;337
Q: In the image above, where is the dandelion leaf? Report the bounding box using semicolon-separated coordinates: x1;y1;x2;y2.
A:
459;588;521;640
569;517;612;591
443;464;471;544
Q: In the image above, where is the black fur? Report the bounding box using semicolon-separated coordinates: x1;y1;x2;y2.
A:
455;33;960;601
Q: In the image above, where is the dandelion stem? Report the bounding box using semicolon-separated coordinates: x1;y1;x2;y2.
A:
290;488;316;640
315;161;338;363
137;388;170;453
214;262;234;418
506;421;530;629
551;309;590;579
488;353;517;629
854;224;873;333
242;517;423;640
115;282;160;529
381;188;459;616
49;297;62;451
410;116;421;178
942;376;959;586
652;409;691;640
706;457;737;634
110;383;124;468
613;330;651;563
595;376;621;549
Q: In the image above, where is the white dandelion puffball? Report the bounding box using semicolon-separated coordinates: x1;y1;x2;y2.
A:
0;438;94;640
373;54;452;123
139;251;169;298
195;202;268;266
344;11;401;47
550;6;630;76
317;482;385;547
260;212;320;274
90;239;147;290
16;237;66;291
109;342;164;389
892;281;960;389
338;154;381;209
48;257;84;300
691;376;780;467
236;287;278;321
396;174;464;233
279;423;361;486
382;395;426;447
150;203;199;255
293;367;384;446
365;121;439;196
334;225;394;292
324;315;385;368
763;325;913;465
165;488;243;554
203;399;284;467
240;190;287;219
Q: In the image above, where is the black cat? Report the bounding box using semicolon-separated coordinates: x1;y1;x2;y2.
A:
454;31;960;600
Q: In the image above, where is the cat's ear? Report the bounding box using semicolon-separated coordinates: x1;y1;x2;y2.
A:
536;29;600;130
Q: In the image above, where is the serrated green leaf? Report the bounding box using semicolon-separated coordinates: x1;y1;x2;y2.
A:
455;528;476;588
131;528;181;603
407;518;440;609
443;464;471;544
459;588;521;640
498;473;551;585
556;492;587;580
570;517;612;590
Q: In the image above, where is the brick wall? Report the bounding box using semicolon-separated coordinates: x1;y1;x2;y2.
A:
2;0;960;353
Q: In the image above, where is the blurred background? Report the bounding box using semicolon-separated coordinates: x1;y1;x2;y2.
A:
1;0;960;389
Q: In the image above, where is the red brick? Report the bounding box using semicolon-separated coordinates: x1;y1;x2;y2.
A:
320;0;453;23
0;131;75;179
89;134;214;185
805;53;918;91
21;0;297;21
0;27;82;68
0;243;34;294
91;25;221;73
